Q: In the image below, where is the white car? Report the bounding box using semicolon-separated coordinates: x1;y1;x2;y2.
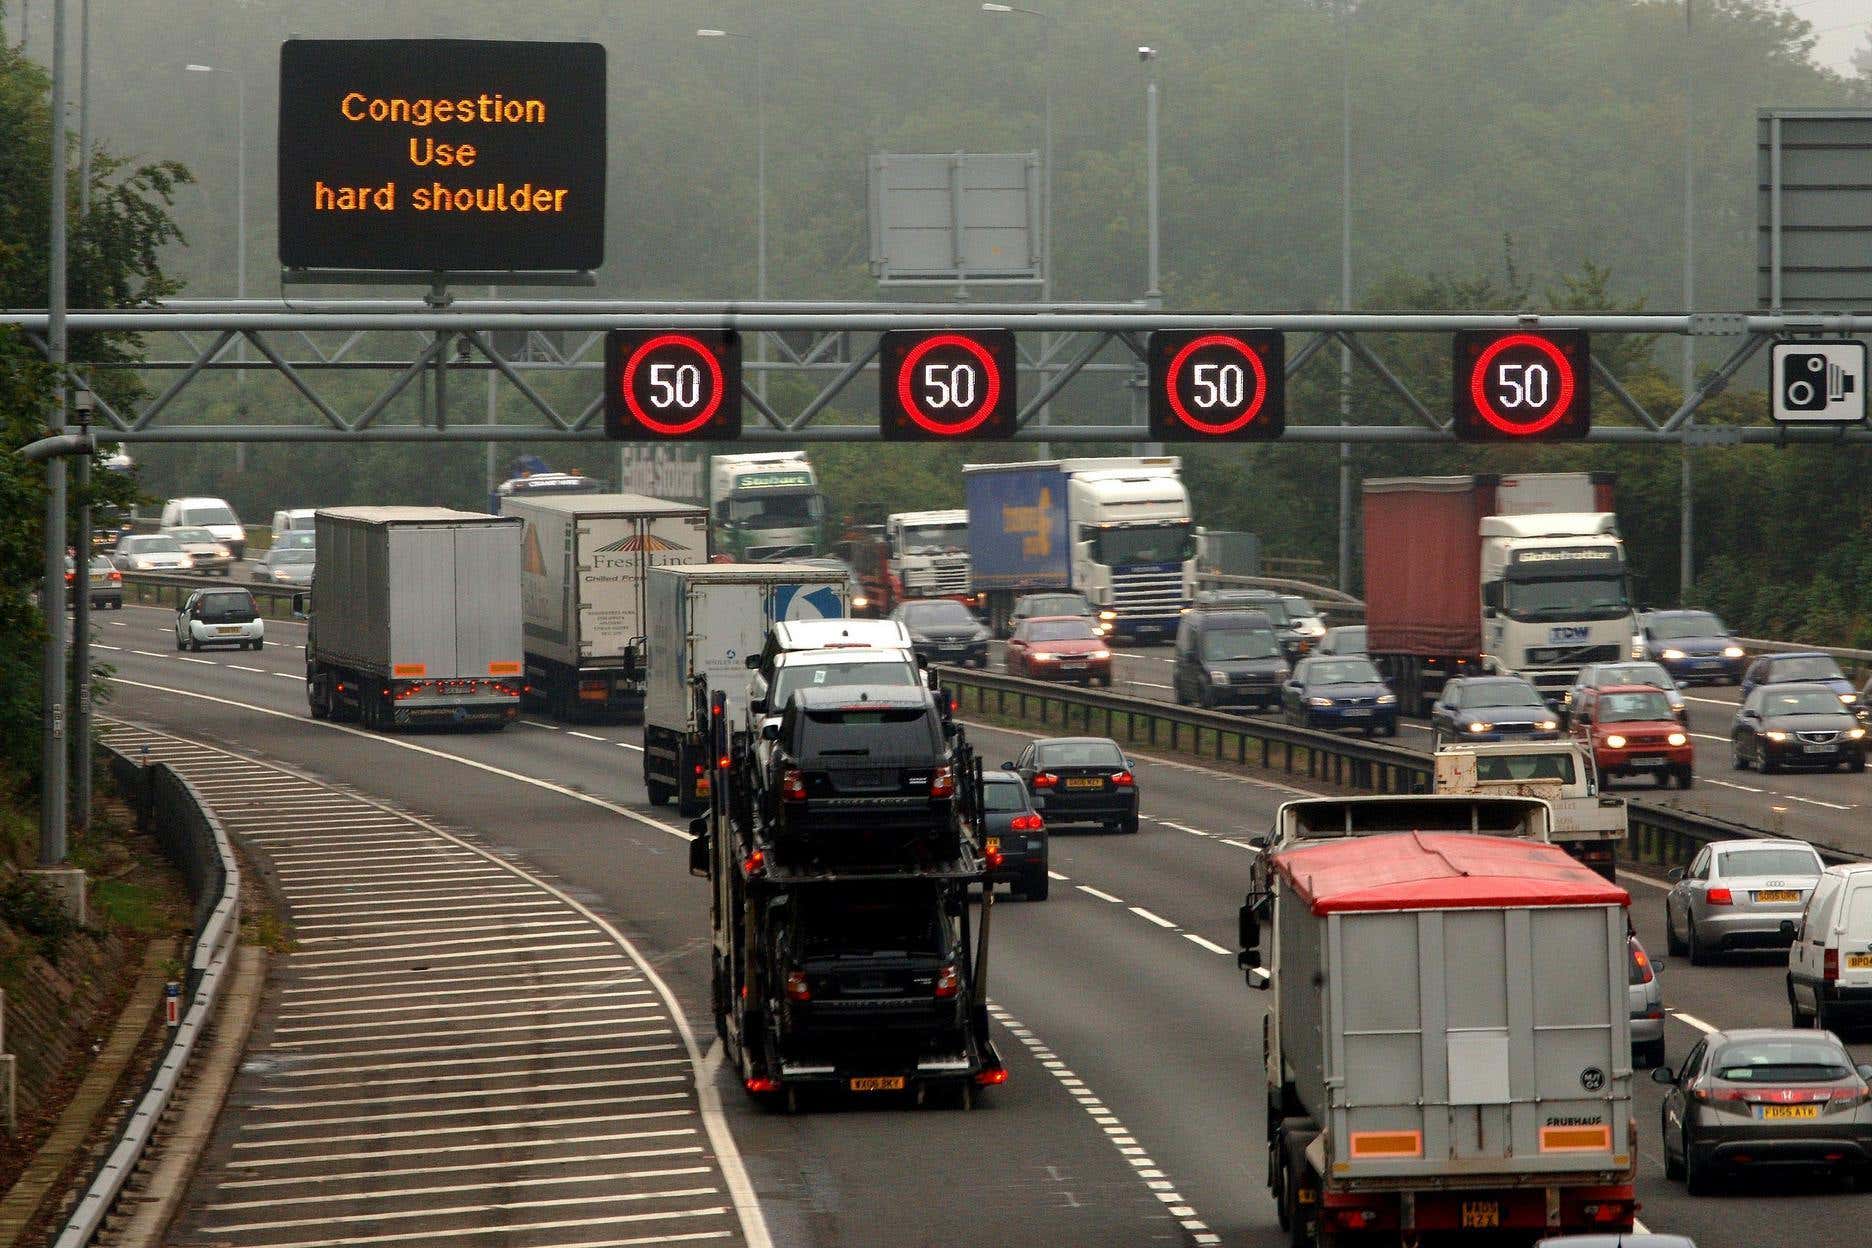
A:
161;525;235;575
175;588;265;652
160;497;246;559
112;534;194;572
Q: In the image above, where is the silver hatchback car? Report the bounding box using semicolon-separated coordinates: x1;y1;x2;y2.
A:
1665;839;1825;965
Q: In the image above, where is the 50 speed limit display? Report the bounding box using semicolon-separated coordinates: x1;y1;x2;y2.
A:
879;329;1018;441
604;329;742;441
1451;330;1590;441
1147;330;1285;441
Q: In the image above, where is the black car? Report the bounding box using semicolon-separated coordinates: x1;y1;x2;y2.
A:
980;769;1048;900
1192;589;1310;660
1281;656;1399;736
1007;590;1110;639
1172;608;1287;710
1008;736;1138;834
1732;682;1868;774
764;686;959;861
1740;652;1862;719
1634;609;1746;684
892;599;990;668
1428;676;1561;748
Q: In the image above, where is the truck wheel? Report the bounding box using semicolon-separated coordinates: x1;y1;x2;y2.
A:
646;781;671;807
308;679;329;720
1281;1126;1318;1248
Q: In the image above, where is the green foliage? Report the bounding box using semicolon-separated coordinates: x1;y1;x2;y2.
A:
0;872;78;957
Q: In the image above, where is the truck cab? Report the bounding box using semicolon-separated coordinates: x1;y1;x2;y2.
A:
1066;460;1195;643
1434;740;1626;878
1479;512;1633;703
886;509;971;603
711;452;826;561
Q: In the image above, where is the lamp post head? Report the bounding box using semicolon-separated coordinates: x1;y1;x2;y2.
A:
1138;46;1157;62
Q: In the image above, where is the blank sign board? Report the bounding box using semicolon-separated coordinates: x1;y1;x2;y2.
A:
868;152;1042;283
1758;110;1872;310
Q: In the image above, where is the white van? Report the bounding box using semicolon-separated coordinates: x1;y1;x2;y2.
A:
271;508;317;537
160;497;246;559
1786;862;1872;1033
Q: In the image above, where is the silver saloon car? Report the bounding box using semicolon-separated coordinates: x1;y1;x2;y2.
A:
1665;839;1825;965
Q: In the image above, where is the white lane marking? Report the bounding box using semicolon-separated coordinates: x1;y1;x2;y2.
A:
1183;934;1231;956
231;1107;693;1153
292;917;588;944
986;1002;1220;1247
131;649;168;658
1701;777;1765;794
619;740;645;752
1219;838;1262;853
257;1034;672;1073
207;1165;713;1211
223;1126;697;1172
226;663;266;673
1690;733;1728;744
1671;1010;1717;1034
273;1000;659;1036
1046;870;1070;881
1159;821;1211;838
212;1147;704;1193
1618;870;1672;892
239;1091;687;1132
104;713;767;1244
1684;695;1739;708
271;1014;668;1051
270;670;300;679
253;1072;686;1113
1132;681;1173;690
289;952;628;985
197;1190;722;1236
1129;906;1177;930
109;620;127;627
279;976;643;1010
111;678;689;842
517;720;561;731
92;642;121;651
568;730;605;741
1786;795;1853;811
176;655;217;665
263;1056;683;1095
1076;884;1123;904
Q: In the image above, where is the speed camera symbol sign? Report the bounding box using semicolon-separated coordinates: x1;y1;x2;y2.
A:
1772;341;1867;425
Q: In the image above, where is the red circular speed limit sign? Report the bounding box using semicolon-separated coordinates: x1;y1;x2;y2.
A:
604;329;742;441
1149;330;1285;441
1452;330;1590;441
879;330;1018;441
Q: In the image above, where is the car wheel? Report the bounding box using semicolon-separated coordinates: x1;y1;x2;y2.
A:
1022;867;1050;901
1687;917;1710;967
1676;765;1694;789
1123;813;1140;835
1733;740;1750;770
1662;1113;1685;1181
1636;1037;1665;1069
1851;753;1867;774
188;635;202;652
1759;742;1780;774
1666;904;1687;956
1790;984;1810;1029
1683;1128;1715;1196
174;633;184;652
1654;770;1671;788
1816;998;1835;1036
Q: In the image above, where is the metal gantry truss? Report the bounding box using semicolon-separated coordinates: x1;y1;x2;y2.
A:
4;300;1869;443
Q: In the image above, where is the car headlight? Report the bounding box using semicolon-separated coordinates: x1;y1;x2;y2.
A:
851;595;869;609
1765;730;1791;742
1841;693;1858;704
1605;734;1627;749
1722;645;1744;659
1034;653;1058;662
1377;693;1397;705
1849;727;1867;740
1308;696;1335;708
1463;721;1493;734
1536;719;1558;732
1210;670;1229;685
1668;732;1688;747
1098;610;1117;621
1660;649;1686;661
1091;649;1110;660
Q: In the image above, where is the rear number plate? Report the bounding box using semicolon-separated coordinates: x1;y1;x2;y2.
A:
216;626;242;635
1460;1201;1501;1229
1755;890;1800;903
1849;953;1872;971
849;1076;905;1093
1762;1104;1819;1119
1065;778;1103;789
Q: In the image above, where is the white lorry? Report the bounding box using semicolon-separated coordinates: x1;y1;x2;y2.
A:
709;452;826;561
1434;740;1627;879
498;493;709;721
643;563;849;815
886;509;971;602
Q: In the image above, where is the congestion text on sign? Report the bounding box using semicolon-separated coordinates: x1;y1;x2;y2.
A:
278;39;606;272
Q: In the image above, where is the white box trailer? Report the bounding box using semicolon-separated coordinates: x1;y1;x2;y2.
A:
644;563;848;815
498;493;709;720
306;507;523;731
1248;832;1637;1243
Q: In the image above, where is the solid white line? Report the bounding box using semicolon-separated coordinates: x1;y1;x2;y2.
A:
105;697;767;1248
1129;906;1177;930
198;1188;719;1235
283;960;628;994
278;988;652;1024
1183;933;1232;955
240;1091;688;1133
258;1035;673;1074
253;1072;685;1112
207;1165;713;1211
294;905;571;932
295;919;590;944
271;1014;669;1051
1158;821;1210;837
288;950;627;983
217;1137;699;1184
261;1057;687;1096
1076;884;1123;903
291;933;611;966
231;1107;693;1153
274;998;656;1034
289;887;544;912
1702;777;1765;794
1671;1010;1718;1034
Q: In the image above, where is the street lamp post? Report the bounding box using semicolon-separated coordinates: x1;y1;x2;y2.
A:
1337;2;1354;593
186;63;247;466
983;3;1054;457
697;27;768;401
1680;1;1696;601
42;0;70;865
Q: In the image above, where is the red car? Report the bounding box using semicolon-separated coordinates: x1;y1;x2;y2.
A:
1005;616;1112;687
1570;684;1693;789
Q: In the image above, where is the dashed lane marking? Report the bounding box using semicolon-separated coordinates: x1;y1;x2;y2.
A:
1076;884;1124;904
1129;906;1177;930
1183;934;1232;956
1671;1010;1717;1034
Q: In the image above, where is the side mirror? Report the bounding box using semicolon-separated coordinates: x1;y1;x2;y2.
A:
749;698;767;716
688;829;711;878
1245;966;1272;991
291;591;308;620
1249;834;1270;850
1238;901;1261;962
1000;761;1015;770
760;722;780;742
1650;1066;1676;1086
1666;867;1685;881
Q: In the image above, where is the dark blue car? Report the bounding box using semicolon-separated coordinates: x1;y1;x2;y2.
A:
1739;652;1863;719
1633;610;1745;684
1282;656;1399;736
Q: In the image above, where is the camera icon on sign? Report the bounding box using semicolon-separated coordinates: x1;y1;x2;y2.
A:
1783;352;1855;412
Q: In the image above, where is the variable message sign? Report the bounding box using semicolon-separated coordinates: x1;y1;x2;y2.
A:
878;330;1019;440
1451;331;1591;442
605;331;743;442
1147;330;1285;441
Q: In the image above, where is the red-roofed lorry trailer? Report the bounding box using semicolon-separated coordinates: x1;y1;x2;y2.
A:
1363;474;1631;714
497;493;709;722
1241;831;1636;1244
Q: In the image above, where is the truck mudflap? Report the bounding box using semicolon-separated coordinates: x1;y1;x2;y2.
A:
1317;1183;1635;1238
742;1035;1005;1108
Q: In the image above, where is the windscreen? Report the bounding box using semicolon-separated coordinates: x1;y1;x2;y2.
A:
903;601;975;627
1308;659;1380;684
1029;619;1097;642
1717;848;1822;879
1649;612;1725;640
167;527;216;542
273;549;315;565
197;592;257;621
1504;574;1629;620
799;706;938;757
1596;662;1673;689
770;659;919;709
1280;595;1319;619
1467;681;1547;708
1201;628;1280;662
1474;753;1577;784
1037;740;1125;769
730;490;822;527
1092;522;1192;567
899;523;967;553
982;781;1029;813
274;532;316;550
1763;690;1848;716
1772;656;1845;682
1598;690;1674;722
1711;1040;1851;1082
1027;594;1089;616
135;536;183;553
183;504;238;525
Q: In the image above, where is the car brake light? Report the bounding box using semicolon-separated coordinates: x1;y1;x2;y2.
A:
1705;887;1733;906
1831;1084;1871;1107
785;970;811;1002
1690;1083;1750;1104
781;769;807;801
933;964;961;999
109;571;121;582
1032;772;1058;789
1111;770;1135;788
1825;947;1840;982
742;849;765;877
1009;813;1043;832
930;765;955;799
1631;944;1654;984
985;847;1004;869
745;1077;780;1094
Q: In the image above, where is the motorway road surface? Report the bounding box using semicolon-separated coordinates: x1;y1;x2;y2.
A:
90;603;1872;1246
